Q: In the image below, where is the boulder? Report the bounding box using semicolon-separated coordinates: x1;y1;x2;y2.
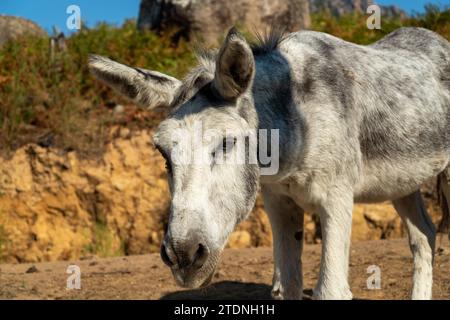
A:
310;0;373;16
137;0;311;45
310;0;405;18
0;15;47;46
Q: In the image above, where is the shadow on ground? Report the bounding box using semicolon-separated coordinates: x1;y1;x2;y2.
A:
160;281;314;300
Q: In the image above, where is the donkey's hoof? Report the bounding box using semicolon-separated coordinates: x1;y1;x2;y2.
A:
313;286;353;300
271;286;303;300
271;289;284;300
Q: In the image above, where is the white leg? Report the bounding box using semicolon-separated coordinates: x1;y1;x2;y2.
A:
313;191;353;300
392;191;436;300
262;187;304;300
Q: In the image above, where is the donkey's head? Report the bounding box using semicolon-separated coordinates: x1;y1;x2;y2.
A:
89;28;261;288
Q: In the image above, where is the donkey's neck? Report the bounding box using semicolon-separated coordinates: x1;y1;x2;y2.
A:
246;54;303;180
252;55;295;128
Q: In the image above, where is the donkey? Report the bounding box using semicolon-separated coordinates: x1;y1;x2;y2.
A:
89;27;450;300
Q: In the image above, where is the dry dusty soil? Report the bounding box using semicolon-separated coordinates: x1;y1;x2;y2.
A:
0;238;449;300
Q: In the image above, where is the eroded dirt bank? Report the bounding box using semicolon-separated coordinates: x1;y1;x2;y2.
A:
0;128;444;263
1;238;449;300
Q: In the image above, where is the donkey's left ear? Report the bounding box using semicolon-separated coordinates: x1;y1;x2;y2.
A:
213;28;255;100
88;55;181;109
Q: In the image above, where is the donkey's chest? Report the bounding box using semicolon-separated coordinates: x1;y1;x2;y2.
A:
261;173;334;212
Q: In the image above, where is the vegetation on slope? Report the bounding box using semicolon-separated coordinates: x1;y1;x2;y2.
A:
0;5;448;156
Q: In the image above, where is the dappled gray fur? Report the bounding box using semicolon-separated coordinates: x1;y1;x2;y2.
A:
90;27;450;300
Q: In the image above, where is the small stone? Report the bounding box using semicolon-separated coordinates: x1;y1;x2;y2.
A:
120;127;131;138
114;104;125;114
387;279;397;286
26;265;39;273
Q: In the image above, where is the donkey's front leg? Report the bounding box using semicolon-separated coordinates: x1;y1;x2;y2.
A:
262;187;304;300
314;191;353;300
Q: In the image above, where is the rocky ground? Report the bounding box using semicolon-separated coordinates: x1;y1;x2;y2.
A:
1;237;449;300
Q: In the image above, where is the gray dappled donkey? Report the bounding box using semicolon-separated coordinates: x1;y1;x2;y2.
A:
89;27;450;300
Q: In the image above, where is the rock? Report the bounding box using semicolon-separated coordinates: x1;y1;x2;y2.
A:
25;265;39;273
309;0;406;18
381;5;406;19
353;203;404;241
0;15;47;46
227;231;252;249
310;0;372;16
0;128;169;263
137;0;311;45
113;105;125;114
437;247;446;256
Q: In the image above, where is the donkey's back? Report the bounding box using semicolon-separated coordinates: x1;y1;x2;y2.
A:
279;27;450;202
370;27;450;78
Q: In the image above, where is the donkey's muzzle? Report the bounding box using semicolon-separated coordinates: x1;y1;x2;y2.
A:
161;238;210;270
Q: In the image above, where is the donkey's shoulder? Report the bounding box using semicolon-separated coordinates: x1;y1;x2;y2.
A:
282;30;359;51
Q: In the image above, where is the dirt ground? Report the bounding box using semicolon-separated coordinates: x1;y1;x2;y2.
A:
0;237;449;300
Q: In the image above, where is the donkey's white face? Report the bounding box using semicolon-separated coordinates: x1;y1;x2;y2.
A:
89;28;260;288
154;107;259;288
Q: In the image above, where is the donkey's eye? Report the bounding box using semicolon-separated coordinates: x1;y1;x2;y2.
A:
211;137;236;161
222;137;237;153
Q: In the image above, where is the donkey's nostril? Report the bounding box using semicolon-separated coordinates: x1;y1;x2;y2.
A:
163;239;210;270
192;243;209;269
160;244;175;267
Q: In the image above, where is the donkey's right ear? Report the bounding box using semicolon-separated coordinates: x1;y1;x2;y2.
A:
88;55;181;109
213;28;255;100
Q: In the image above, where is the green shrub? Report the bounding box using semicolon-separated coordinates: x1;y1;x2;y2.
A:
311;5;449;44
0;20;195;156
0;7;448;156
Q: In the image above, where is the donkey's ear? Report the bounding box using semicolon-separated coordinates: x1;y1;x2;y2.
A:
213;28;255;100
88;55;181;109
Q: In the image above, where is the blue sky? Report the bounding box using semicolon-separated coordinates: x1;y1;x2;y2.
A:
376;0;449;14
0;0;449;35
0;0;141;34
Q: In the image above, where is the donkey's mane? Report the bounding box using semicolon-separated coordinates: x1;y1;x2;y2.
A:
250;27;286;56
170;27;286;108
